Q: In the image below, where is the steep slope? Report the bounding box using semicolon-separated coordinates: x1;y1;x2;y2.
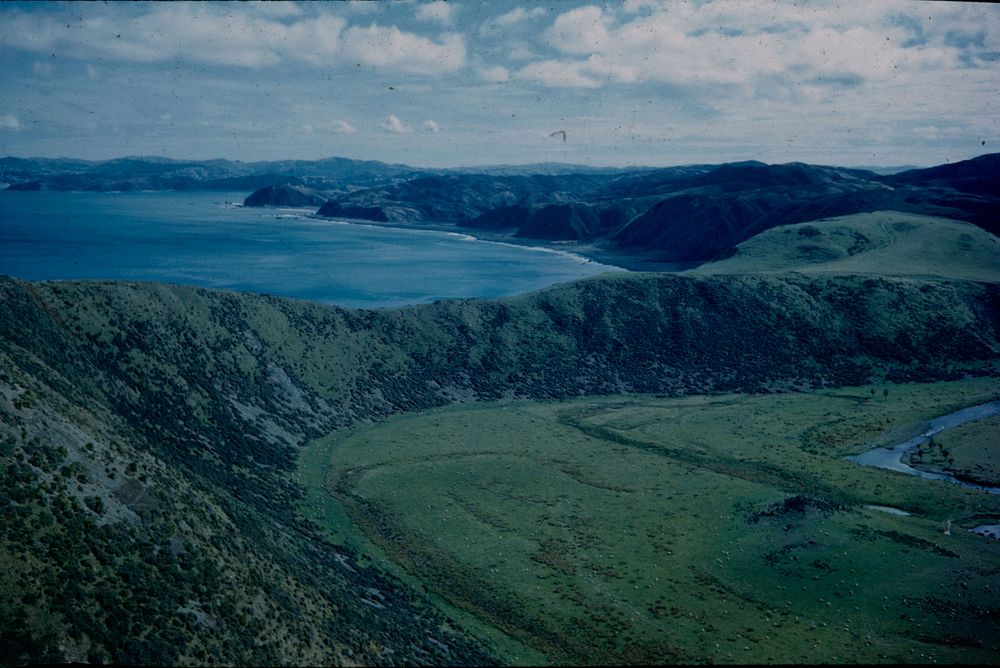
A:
2;271;999;664
243;184;329;207
0;281;495;667
315;174;606;225
514;204;602;241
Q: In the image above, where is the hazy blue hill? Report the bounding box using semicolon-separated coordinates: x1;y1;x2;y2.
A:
0;155;426;192
462;204;532;231
514;203;602;241
4;153;1000;263
243;184;329;207
887;153;1000;195
595;164;719;198
309;155;1000;264
686;161;880;190
316;173;607;225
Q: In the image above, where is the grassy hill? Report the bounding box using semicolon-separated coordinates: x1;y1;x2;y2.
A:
2;270;999;664
691;212;1000;283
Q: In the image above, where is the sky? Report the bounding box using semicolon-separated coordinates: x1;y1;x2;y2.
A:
0;0;997;169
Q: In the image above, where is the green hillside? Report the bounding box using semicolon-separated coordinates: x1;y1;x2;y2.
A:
1;271;999;664
691;212;1000;283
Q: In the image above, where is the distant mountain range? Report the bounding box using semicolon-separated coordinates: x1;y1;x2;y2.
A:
278;154;1000;264
4;153;998;265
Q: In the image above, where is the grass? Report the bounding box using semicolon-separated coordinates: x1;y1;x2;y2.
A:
916;415;1000;487
302;378;1000;665
690;212;1000;283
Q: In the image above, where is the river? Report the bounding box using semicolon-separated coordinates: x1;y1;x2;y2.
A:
846;400;1000;496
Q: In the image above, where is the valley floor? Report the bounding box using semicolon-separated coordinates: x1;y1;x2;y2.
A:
301;378;1000;665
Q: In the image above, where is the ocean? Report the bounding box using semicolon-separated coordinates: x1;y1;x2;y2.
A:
0;191;621;309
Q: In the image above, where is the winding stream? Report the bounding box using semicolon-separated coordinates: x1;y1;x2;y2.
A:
846;400;1000;495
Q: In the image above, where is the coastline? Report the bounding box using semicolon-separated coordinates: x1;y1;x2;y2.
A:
302;212;695;273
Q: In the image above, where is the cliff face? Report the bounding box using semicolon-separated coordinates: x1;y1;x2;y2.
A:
1;272;998;665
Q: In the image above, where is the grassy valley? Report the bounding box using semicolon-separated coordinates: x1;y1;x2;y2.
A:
306;380;1000;664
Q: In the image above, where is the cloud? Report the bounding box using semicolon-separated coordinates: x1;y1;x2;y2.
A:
0;4;471;76
0;113;22;130
546;5;613;56
32;61;54;76
86;64;100;80
516;60;601;89
159;113;173;124
506;43;537;62
341;24;466;74
479;7;547;35
303;119;358;134
332;120;357;134
0;4;345;68
422;119;441;133
382;114;412;133
247;1;304;18
479;65;510;83
520;1;993;89
414;1;456;27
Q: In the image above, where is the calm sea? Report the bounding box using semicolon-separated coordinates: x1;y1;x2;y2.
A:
0;191;620;308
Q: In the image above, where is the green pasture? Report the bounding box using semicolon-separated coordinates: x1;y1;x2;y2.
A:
301;378;1000;664
691;212;1000;283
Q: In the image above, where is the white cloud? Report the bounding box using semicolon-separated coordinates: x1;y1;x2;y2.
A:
382;114;412;133
546;5;613;56
479;65;510;83
621;0;661;14
333;120;357;134
247;1;304;17
423;119;441;133
86;64;100;80
0;114;22;130
414;1;456;27
0;5;345;68
516;60;601;88
159;113;173;124
303;119;358;134
506;43;537;62
341;24;466;74
523;1;995;89
0;4;471;76
479;7;547;35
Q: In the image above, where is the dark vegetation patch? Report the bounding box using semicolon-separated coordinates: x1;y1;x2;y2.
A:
849;527;959;558
749;495;847;524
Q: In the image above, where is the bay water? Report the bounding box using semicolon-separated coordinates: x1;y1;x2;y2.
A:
0;191;621;308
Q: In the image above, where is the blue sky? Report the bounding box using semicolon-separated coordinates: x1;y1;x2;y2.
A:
0;0;996;168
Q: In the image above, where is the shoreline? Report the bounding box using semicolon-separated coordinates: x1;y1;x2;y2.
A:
302;212;696;273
